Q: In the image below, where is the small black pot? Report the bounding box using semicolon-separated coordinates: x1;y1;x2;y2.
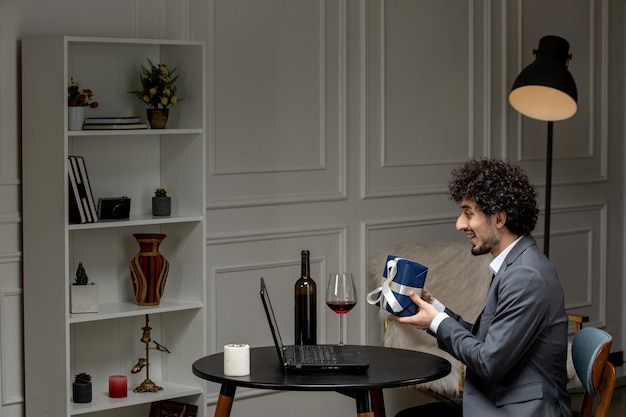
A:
152;197;171;217
72;382;92;403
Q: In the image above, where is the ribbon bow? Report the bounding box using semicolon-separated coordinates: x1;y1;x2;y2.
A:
366;257;424;314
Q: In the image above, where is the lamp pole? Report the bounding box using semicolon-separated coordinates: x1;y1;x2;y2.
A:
544;121;554;257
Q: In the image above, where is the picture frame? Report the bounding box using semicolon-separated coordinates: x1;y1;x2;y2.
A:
149;400;198;417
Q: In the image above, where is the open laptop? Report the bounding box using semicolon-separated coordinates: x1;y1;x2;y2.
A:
260;277;369;372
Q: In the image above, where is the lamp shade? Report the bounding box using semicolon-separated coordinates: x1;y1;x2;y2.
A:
509;35;578;121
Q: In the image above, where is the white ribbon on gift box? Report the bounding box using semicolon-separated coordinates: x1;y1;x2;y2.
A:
366;257;423;313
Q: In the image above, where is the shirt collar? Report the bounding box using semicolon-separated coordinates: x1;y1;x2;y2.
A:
489;235;524;275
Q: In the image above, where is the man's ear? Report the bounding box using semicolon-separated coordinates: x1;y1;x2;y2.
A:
495;210;507;229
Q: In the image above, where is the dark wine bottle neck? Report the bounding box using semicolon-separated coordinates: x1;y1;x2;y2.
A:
301;250;310;278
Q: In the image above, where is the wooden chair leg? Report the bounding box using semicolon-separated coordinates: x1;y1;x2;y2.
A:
568;313;589;333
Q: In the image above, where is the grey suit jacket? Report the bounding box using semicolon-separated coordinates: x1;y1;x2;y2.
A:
436;234;572;417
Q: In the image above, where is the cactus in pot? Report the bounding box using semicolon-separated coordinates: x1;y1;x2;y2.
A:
152;187;171;217
74;262;89;285
70;262;98;313
72;372;92;403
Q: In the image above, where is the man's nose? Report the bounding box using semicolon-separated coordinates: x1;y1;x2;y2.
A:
456;215;466;231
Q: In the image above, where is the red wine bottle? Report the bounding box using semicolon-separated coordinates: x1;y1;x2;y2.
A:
294;250;316;345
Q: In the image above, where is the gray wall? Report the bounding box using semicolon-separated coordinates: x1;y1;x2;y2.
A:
1;1;624;416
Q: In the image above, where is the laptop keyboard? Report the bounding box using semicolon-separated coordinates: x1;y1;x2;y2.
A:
295;345;337;364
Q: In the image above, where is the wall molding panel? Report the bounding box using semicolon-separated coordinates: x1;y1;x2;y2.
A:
207;0;347;208
206;225;347;353
549;202;607;328
211;258;328;350
0;289;23;406
363;0;489;199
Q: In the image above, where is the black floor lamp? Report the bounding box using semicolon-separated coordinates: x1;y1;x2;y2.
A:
509;35;578;257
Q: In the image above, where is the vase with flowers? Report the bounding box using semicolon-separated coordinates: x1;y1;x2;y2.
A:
67;78;98;131
128;58;182;129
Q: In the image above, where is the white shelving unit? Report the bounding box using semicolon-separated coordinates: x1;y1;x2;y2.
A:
22;36;206;417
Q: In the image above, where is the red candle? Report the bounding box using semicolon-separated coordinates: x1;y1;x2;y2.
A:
108;375;127;398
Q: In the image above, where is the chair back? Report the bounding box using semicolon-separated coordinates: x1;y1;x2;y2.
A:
571;327;616;417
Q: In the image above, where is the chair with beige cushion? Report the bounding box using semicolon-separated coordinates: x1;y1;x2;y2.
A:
368;241;580;400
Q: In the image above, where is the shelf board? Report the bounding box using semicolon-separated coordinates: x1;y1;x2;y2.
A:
69;299;202;323
70;381;202;415
65;35;205;47
68;214;203;230
68;128;203;136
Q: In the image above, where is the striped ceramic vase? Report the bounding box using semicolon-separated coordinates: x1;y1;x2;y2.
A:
129;233;169;306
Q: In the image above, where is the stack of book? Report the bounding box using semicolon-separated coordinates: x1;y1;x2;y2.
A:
82;117;147;130
68;156;98;224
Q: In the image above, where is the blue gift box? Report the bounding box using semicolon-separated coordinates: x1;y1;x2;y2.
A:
366;255;428;316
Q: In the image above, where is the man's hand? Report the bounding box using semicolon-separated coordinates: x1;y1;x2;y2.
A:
393;290;440;330
421;288;435;304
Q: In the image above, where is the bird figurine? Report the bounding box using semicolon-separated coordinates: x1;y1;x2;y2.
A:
153;341;170;353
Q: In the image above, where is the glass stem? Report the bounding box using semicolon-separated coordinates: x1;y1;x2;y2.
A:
339;314;344;346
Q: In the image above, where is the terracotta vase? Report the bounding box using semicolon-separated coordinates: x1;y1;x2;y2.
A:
147;108;169;129
129;233;169;306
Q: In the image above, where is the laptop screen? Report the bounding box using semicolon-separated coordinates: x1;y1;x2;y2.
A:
260;277;287;365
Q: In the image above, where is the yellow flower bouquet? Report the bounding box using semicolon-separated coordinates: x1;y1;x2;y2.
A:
129;58;181;109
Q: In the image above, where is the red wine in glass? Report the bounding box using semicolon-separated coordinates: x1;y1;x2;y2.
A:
326;300;357;315
326;273;357;346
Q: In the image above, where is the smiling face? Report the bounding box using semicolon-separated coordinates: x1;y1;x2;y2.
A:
456;198;502;257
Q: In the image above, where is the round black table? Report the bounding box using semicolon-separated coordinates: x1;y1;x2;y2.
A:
192;345;451;417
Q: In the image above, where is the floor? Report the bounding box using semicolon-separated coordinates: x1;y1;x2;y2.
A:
607;385;626;417
569;373;626;417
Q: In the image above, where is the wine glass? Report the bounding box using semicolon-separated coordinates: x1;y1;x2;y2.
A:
326;273;357;346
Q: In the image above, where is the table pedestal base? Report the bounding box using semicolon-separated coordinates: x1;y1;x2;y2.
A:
212;385;386;417
356;390;375;417
371;389;386;417
215;384;236;417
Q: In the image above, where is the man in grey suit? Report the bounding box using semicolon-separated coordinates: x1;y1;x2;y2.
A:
395;159;572;417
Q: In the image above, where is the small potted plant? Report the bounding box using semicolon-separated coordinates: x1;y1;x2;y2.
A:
72;372;92;403
67;78;99;131
128;58;182;129
152;187;171;217
69;262;98;313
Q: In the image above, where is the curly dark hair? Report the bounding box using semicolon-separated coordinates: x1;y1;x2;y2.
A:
448;159;539;236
